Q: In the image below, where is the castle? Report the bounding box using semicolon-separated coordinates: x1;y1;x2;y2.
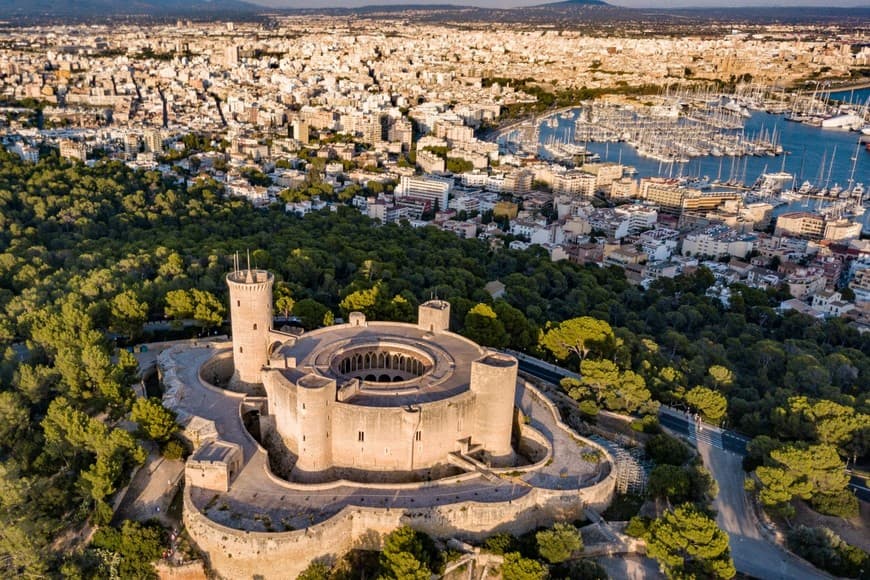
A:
158;267;615;579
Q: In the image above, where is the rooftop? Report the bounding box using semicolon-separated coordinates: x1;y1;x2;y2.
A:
271;321;487;407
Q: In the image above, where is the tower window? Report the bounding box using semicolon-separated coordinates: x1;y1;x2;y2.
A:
239;346;243;353
415;430;422;442
253;323;258;330
358;431;365;442
237;300;240;307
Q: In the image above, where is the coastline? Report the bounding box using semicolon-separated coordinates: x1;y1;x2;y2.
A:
827;79;870;93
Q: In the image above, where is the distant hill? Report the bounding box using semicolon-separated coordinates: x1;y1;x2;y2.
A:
1;0;865;27
0;0;258;18
536;0;609;6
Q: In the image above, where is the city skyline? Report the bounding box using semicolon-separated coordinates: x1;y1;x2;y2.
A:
0;6;866;580
247;0;870;9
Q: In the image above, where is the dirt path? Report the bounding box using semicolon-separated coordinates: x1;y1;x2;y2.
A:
791;500;870;552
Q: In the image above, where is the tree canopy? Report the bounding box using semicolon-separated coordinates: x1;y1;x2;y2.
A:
0;144;866;573
643;504;736;580
539;316;615;364
536;522;583;564
756;443;856;518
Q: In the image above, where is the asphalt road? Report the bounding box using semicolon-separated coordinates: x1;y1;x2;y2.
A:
514;353;858;579
689;419;832;580
658;408;869;502
517;354;869;501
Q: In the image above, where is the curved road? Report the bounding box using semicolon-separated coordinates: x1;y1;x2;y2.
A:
682;412;831;580
515;354;837;580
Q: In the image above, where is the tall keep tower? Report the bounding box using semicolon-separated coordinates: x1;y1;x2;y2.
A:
226;262;274;389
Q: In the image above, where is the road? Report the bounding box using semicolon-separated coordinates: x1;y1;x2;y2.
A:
660;407;830;580
658;408;870;501
513;353;854;579
515;354;869;501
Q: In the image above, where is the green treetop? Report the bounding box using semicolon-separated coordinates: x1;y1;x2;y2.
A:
644;503;735;580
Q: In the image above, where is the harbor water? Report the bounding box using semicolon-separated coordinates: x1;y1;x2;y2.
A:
537;107;870;231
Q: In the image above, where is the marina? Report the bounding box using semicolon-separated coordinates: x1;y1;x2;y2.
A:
497;92;870;230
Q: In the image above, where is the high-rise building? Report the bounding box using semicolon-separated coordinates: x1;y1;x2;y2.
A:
143;129;164;153
291;119;309;144
225;44;239;68
58;139;86;162
397;175;452;210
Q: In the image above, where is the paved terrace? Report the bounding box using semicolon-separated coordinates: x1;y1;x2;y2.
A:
162;342;606;532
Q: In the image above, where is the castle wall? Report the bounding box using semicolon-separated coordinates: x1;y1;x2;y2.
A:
264;361;524;476
184;469;616;580
261;369;298;455
226;269;274;389
328;391;478;473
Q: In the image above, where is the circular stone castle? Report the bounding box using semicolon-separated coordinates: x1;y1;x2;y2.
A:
158;267;616;579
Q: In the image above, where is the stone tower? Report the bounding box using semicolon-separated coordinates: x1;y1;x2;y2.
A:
470;353;518;466
226;262;274;389
417;299;451;333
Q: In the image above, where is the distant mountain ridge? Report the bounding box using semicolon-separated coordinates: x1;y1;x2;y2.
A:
0;0;866;25
0;0;615;19
536;0;609;6
0;0;258;17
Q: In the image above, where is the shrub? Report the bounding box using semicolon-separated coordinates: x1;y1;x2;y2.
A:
602;493;644;521
578;399;599;419
630;414;662;434
645;433;691;466
298;561;331;580
90;520;166;579
625;515;650;538
787;526;867;578
500;552;547;580
551;559;608;579
810;490;859;518
161;439;185;460
483;532;519;555
535;522;582;564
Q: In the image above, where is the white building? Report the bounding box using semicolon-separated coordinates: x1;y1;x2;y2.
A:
397;175;452;210
681;225;755;259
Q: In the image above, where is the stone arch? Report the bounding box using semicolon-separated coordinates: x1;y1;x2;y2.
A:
378;374;391;382
364;374;376;382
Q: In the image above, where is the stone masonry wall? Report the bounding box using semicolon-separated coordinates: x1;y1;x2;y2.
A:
184;470;614;580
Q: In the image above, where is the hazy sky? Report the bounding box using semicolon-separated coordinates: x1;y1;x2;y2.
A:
249;0;870;7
